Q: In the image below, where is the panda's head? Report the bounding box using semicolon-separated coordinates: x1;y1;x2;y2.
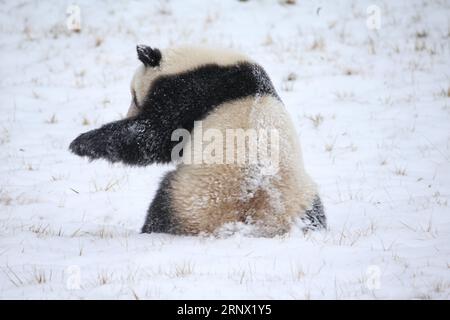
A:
127;45;250;118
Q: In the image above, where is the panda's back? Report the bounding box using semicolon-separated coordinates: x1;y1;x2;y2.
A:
168;94;317;236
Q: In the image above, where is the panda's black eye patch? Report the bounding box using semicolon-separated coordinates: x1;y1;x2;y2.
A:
132;89;139;108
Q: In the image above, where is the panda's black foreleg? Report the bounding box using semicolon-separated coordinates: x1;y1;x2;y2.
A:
141;170;177;234
301;195;327;232
69;117;171;165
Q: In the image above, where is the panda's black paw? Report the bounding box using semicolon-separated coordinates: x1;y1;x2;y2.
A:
301;195;327;232
69;129;106;160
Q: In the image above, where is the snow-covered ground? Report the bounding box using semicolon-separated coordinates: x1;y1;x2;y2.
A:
1;0;449;299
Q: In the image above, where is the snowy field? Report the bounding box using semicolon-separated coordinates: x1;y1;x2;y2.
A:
0;0;449;299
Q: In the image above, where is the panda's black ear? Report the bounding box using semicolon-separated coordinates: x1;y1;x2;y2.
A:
137;45;162;67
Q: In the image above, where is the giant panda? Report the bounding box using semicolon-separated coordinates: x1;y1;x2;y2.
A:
69;45;326;236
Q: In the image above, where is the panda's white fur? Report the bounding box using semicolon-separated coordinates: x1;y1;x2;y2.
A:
130;47;321;236
170;96;318;236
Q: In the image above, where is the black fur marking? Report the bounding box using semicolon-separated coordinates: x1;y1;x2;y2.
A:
132;89;139;109
69;118;164;165
136;45;162;67
141;170;176;234
69;62;279;166
301;195;326;231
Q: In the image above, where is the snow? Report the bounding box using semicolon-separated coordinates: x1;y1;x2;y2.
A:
0;0;449;299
